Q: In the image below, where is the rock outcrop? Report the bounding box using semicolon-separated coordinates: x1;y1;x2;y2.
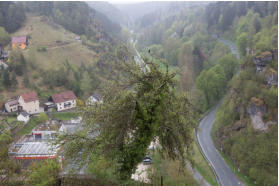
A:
264;68;278;87
253;51;273;72
232;120;247;131
246;97;270;131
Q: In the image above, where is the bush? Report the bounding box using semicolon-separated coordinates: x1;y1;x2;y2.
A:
26;160;60;186
37;46;47;52
37;113;49;123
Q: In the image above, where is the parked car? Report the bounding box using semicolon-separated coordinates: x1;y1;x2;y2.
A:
143;156;152;165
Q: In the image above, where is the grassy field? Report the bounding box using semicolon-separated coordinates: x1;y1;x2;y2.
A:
10;15;98;70
16;117;40;136
52;112;78;121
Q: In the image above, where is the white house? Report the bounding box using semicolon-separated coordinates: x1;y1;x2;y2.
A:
18;91;40;115
5;98;19;112
51;91;77;112
87;93;102;105
17;111;30;123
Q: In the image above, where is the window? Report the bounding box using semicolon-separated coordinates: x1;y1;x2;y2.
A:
64;102;71;108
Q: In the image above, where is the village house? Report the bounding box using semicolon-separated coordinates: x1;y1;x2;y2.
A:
17;111;30;123
87;93;102;105
18;91;40;114
11;36;28;50
5;98;19;112
51;90;77;112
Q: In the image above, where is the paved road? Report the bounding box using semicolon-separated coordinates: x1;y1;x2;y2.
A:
197;38;243;186
217;37;240;60
197;105;243;186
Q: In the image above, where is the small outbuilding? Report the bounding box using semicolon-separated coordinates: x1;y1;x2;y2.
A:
17;111;30;123
11;36;28;50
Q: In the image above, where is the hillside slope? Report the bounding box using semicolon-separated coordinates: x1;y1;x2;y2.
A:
11;15;97;70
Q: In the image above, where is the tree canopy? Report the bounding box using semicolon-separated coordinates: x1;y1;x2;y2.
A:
59;58;196;181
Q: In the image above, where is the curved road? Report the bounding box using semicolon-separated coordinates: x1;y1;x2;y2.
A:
197;38;243;186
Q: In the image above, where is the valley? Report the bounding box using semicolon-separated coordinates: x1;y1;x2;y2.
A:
0;1;277;186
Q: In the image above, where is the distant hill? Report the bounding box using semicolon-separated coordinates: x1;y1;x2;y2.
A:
87;2;126;26
20;2;122;40
115;2;171;27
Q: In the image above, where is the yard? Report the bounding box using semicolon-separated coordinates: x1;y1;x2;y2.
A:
16;113;49;136
52;111;78;121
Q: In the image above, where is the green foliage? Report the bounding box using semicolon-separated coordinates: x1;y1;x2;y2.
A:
53;112;77;121
37;46;47;52
9;50;27;76
23;73;30;87
196;54;238;109
163;37;180;66
0;26;10;46
150;151;197;185
0;131;21;184
60;59;196;181
37;112;49;123
237;33;249;56
214;55;278;186
22;2;121;39
17;115;48;136
26;160;60;186
0;2;26;33
2;68;11;88
11;71;17;88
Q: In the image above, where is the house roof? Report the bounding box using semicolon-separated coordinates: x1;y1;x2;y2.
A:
6;98;18;106
16;142;59;156
12;36;27;44
51;91;76;104
20;91;39;103
91;93;101;101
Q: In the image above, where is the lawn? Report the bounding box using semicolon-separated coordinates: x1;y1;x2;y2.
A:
52;112;78;121
16;117;40;136
7;116;17;124
16;113;49;136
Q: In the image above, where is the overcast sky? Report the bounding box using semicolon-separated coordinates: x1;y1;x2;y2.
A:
108;0;144;4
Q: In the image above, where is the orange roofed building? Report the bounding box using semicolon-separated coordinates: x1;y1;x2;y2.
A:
11;36;28;50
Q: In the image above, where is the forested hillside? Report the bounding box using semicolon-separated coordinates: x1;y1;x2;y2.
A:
210;2;278;185
21;2;122;41
0;2;26;33
134;2;232;92
0;1;132;104
131;2;277;185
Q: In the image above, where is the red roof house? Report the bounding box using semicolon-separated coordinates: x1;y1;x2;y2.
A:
21;91;39;103
18;91;40;114
51;91;77;111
